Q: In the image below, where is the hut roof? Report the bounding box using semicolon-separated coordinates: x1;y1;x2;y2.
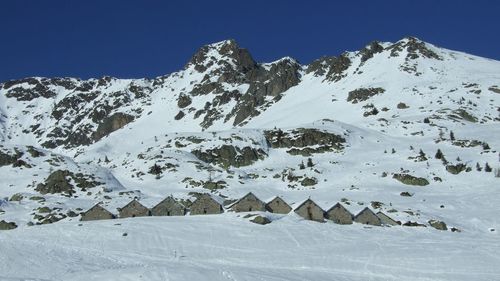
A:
120;198;149;210
85;203;113;215
293;198;325;212
193;193;224;206
377;211;399;225
354;207;381;221
153;196;185;208
326;202;352;213
265;195;286;203
227;192;263;208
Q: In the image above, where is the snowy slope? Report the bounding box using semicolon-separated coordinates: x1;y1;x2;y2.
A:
1;215;499;281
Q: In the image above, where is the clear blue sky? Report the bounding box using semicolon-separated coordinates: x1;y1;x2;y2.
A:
1;0;499;82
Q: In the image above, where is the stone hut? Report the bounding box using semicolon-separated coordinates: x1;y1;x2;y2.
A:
80;204;115;221
265;196;292;214
190;194;223;215
230;192;266;212
294;199;325;222
377;211;399;226
151;196;186;216
326;203;353;224
354;207;381;226
119;199;150;218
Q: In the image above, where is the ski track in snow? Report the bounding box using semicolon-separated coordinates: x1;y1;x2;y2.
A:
1;215;500;281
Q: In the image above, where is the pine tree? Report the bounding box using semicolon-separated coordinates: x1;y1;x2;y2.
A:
307;158;314;167
149;163;162;175
476;162;482;171
435;149;443;159
450;131;455;141
485;162;492;172
299;161;305;170
419;149;425;157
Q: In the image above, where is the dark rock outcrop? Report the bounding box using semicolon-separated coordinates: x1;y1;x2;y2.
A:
0;150;22;167
428;220;448;230
0;220;17;230
393;173;429;186
359;41;384;63
92;113;134;141
347;87;385;103
192;145;266;168
307;54;352;82
35;170;102;196
446;164;468;175
387;37;442;60
177;95;192;108
174;111;185;120
251;215;271;225
264;128;345;155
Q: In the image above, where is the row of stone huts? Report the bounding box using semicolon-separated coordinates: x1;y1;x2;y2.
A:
81;192;399;226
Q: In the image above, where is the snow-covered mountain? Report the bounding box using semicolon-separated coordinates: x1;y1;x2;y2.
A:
0;37;499;280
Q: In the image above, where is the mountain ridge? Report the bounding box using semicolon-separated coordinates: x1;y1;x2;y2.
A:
0;36;499;234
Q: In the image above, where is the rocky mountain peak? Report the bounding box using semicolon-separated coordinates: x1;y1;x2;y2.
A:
186;39;257;74
388;36;442;60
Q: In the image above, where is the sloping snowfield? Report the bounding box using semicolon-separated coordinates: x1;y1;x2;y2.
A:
1;214;499;281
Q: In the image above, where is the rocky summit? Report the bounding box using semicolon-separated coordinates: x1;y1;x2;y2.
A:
0;37;499;234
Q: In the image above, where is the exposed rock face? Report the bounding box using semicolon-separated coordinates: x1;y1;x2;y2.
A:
387;37;442;60
186;39;257;74
2;76;149;149
301;177;318;186
428;219;448;230
35;170;102;196
393;173;429;186
0;220;17;230
231;58;301;126
306;54;352;82
174;111;185;120
251;215;271;225
9;193;24;202
4;78;59;101
192;145;267;168
0;150;22;167
264;128;345;155
347;87;385;103
177;95;192;108
182;40;303;127
446;164;468;174
450;109;478;123
35;170;75;196
403;221;427;227
203;180;227;190
92;113;134;141
359;41;384;63
489;86;500;94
